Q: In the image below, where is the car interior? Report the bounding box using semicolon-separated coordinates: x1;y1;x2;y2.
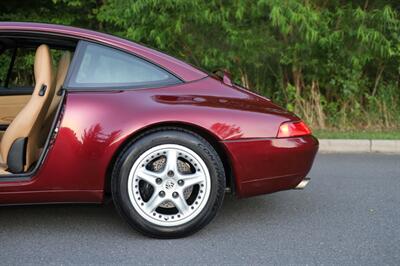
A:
0;34;77;176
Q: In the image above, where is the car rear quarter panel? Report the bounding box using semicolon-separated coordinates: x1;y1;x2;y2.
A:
0;77;317;203
223;136;318;197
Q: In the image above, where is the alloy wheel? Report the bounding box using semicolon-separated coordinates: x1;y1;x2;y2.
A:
127;144;211;226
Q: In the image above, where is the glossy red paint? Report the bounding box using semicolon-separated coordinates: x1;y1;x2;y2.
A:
223;136;318;197
0;23;318;205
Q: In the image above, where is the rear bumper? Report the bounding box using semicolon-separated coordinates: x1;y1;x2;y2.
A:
222;135;318;198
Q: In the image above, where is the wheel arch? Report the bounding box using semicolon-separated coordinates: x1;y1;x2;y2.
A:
104;121;235;196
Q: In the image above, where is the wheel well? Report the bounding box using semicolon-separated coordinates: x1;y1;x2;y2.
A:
104;122;235;195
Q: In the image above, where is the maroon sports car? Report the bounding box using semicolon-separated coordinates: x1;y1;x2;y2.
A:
0;22;318;238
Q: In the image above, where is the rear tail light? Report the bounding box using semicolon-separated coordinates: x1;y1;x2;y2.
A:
277;121;312;138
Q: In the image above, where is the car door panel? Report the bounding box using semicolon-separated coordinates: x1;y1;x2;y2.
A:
0;94;30;125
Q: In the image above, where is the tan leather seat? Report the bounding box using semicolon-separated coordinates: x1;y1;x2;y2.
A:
40;51;72;146
0;44;55;174
45;51;71;123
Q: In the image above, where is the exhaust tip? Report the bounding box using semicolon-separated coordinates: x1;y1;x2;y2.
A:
295;177;310;190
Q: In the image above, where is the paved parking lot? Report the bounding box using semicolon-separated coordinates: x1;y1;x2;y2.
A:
0;153;399;265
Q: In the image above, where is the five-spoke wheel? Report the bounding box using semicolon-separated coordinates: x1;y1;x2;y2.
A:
112;128;225;238
128;144;211;226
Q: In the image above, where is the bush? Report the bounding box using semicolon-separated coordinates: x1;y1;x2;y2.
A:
1;0;399;131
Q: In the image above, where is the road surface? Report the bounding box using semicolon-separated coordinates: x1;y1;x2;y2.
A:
0;154;399;265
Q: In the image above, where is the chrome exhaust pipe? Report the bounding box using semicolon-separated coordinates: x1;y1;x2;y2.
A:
295;177;310;189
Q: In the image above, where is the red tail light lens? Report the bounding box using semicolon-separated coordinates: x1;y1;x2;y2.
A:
277;121;312;138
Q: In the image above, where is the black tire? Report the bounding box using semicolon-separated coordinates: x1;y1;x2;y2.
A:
111;127;226;238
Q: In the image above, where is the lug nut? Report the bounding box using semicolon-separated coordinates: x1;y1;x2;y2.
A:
172;192;179;198
167;170;174;177
156;178;162;184
177;180;184;186
159;191;165;197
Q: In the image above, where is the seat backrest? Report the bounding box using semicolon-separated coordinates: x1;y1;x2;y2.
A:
44;51;71;122
0;44;55;172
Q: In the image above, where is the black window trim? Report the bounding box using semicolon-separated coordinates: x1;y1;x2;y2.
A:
64;40;183;91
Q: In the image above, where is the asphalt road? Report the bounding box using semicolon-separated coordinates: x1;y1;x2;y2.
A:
0;154;399;265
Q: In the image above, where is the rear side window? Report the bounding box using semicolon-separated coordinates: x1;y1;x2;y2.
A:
67;41;181;89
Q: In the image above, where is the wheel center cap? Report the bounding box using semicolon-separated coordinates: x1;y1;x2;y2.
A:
165;180;175;190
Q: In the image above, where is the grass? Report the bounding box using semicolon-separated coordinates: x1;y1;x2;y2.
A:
313;130;400;140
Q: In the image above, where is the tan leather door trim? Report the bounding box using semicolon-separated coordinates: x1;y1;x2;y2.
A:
0;95;31;125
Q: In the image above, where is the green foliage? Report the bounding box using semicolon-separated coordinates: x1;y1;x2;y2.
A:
1;0;399;131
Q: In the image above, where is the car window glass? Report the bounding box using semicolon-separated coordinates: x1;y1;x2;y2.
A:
0;49;12;87
0;47;73;90
72;43;179;87
0;48;36;88
8;48;36;88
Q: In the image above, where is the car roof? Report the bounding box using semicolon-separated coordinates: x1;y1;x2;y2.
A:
0;22;207;82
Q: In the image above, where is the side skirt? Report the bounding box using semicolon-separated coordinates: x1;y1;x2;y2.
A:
0;189;103;205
